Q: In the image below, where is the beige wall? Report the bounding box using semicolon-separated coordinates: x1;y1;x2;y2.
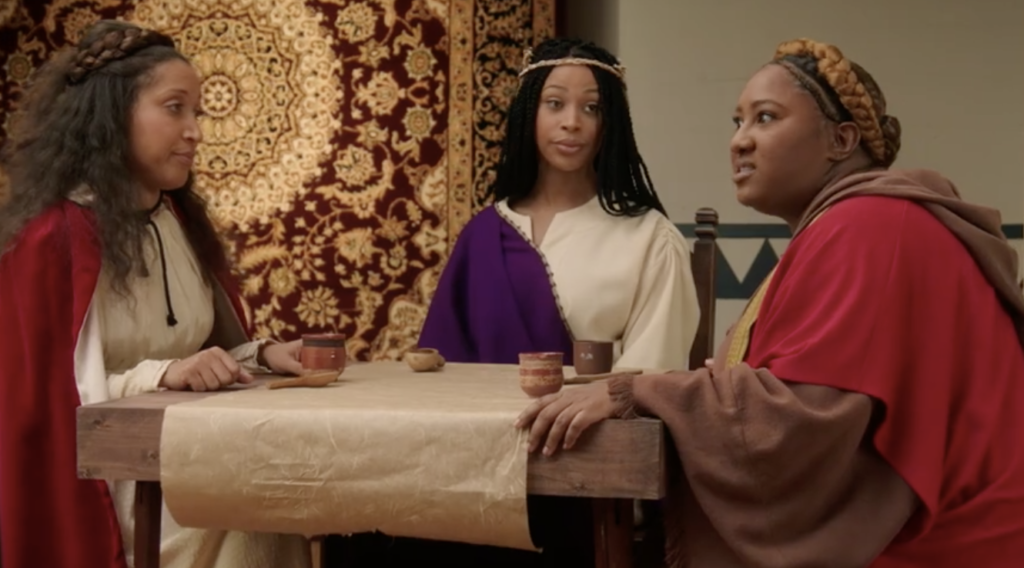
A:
567;0;1024;223
565;0;1024;346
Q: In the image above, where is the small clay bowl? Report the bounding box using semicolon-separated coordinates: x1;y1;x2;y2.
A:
404;347;446;372
518;351;564;397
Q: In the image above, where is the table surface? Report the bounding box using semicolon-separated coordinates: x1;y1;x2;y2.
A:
76;365;667;500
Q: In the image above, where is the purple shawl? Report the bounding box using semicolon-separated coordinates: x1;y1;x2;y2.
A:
418;206;574;365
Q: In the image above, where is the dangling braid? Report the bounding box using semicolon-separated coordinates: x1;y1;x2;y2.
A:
67;27;176;84
774;39;901;167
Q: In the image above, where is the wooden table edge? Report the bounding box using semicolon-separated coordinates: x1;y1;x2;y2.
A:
77;381;667;501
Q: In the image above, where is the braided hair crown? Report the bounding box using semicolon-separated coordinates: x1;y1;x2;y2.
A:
773;38;901;167
67;20;177;84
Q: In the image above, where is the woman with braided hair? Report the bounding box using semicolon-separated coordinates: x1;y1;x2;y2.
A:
0;19;311;568
418;37;700;374
517;38;1024;567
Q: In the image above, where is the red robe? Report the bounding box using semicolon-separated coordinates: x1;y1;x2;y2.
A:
748;195;1024;565
0;200;251;568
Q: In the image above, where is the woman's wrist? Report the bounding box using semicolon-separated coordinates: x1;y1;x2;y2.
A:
607;374;640;419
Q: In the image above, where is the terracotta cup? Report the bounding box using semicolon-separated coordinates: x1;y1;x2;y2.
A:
518;352;564;397
573;340;613;376
300;333;347;374
404;347;446;372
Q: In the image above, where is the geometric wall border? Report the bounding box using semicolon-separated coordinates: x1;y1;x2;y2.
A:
676;223;1024;299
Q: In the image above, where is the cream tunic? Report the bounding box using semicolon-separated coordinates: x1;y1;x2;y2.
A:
495;196;700;371
72;200;310;568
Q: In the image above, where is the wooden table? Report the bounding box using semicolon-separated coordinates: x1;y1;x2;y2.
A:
76;378;666;568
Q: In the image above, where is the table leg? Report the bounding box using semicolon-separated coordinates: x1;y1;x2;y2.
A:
134;481;162;568
592;498;634;568
310;536;327;568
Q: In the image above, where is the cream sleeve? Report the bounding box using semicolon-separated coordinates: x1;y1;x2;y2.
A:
616;220;701;371
75;305;274;402
104;339;272;399
74;303;170;401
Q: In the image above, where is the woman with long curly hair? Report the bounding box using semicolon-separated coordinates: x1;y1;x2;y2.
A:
517;39;1024;567
418;37;700;373
0;19;311;568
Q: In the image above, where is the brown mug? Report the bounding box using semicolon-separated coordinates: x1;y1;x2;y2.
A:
518;352;564;397
573;340;613;376
300;333;347;374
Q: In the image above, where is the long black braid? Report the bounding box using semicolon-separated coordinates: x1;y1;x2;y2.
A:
486;38;666;217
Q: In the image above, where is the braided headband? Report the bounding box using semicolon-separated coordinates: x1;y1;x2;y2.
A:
67;27;176;84
517;47;626;82
774;60;847;123
772;38;888;164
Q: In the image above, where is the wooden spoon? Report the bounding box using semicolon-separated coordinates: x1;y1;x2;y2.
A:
267;370;340;390
564;368;643;385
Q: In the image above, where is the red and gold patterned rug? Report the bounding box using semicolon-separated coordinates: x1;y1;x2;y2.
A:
0;0;554;360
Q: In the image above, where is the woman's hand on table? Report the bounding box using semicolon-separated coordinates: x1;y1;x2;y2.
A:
161;347;254;391
514;382;616;456
258;339;304;375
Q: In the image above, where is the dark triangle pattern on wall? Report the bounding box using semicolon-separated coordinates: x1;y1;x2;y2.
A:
678;223;1024;300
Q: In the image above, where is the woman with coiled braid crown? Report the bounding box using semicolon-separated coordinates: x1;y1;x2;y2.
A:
517;39;1024;567
0;20;312;568
418;37;701;373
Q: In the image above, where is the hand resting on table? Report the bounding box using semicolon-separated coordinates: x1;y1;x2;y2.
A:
160;347;253;392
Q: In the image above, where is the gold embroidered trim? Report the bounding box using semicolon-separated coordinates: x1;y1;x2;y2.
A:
724;268;776;369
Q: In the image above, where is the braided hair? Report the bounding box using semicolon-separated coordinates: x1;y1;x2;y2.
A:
486;38;666;217
772;39;902;168
0;19;229;295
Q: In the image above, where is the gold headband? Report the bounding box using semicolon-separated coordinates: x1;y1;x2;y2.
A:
517;47;626;81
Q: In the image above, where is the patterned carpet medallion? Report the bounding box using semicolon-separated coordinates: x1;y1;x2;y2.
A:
0;0;555;359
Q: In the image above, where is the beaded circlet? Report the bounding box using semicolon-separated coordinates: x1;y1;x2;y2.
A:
516;47;626;82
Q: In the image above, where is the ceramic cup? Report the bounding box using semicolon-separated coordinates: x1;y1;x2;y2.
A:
573;340;613;376
300;333;347;374
404;347;446;372
518;352;564;397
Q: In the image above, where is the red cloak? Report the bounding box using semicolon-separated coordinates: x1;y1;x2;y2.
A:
748;196;1024;566
0;199;251;568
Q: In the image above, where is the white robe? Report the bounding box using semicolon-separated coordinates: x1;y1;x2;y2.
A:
72;199;311;568
495;196;700;371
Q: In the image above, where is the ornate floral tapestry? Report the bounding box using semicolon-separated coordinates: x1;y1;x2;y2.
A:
0;0;555;360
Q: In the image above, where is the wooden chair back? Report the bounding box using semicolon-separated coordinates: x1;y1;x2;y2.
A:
687;207;719;370
634;207;721;566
